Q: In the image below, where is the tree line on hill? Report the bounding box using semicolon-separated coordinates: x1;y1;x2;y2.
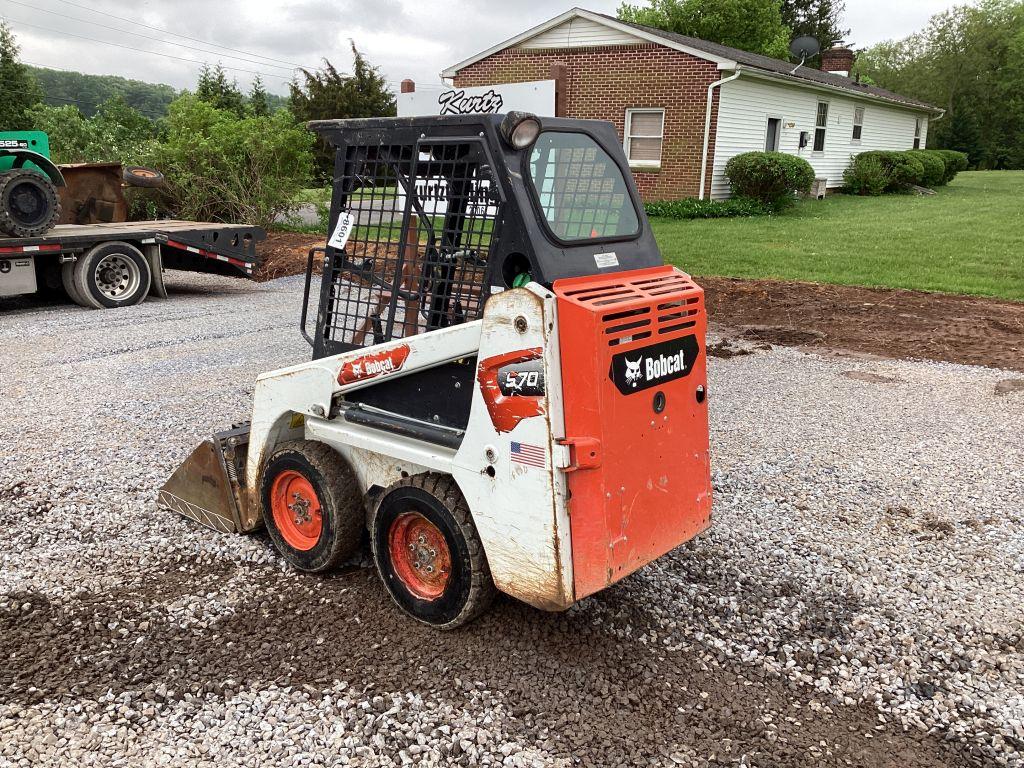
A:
0;21;395;228
617;0;1024;169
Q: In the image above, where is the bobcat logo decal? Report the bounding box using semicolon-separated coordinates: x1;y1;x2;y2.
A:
624;356;643;387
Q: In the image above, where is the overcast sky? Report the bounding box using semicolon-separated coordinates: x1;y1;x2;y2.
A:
4;0;958;98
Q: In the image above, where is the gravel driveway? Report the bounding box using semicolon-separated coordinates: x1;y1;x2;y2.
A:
1;274;1021;768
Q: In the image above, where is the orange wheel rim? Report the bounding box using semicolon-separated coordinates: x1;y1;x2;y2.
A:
133;169;158;177
270;470;323;551
388;512;452;600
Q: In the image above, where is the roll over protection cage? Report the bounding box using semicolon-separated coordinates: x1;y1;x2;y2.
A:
305;115;663;361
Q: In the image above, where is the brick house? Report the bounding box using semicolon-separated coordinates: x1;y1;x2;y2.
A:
442;8;942;200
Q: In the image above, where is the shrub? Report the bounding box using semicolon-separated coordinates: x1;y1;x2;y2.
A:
907;150;946;187
934;149;969;184
843;153;889;196
644;196;770;219
724;151;815;208
848;151;925;193
141;95;314;228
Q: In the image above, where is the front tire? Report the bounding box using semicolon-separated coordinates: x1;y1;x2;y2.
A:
72;241;151;309
371;474;496;629
261;440;363;573
0;170;61;238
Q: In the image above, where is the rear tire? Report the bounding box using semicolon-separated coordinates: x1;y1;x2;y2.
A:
72;241;151;309
261;440;363;573
371;474;496;629
61;260;88;307
0;170;61;238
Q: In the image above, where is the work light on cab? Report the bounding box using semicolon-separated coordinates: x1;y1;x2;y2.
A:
500;111;541;150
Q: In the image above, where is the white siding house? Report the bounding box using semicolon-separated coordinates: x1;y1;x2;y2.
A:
711;74;932;198
442;8;944;201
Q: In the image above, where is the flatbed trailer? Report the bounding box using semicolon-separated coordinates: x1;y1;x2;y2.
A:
0;220;265;309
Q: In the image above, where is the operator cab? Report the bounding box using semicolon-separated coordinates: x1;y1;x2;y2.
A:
307;113;661;359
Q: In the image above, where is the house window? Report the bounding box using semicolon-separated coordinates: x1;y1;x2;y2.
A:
765;117;781;151
914;118;922;149
624;109;664;167
852;107;864;141
813;102;828;152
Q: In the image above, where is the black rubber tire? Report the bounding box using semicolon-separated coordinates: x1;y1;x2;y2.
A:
0;170;61;238
72;241;151;309
61;260;89;307
122;166;165;189
260;440;363;574
371;473;496;630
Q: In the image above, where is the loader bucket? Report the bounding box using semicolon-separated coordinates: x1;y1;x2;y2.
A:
158;424;251;534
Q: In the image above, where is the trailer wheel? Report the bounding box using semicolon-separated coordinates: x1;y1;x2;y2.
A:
261;440;363;573
72;241;151;309
371;474;496;629
61;260;88;307
0;170;61;238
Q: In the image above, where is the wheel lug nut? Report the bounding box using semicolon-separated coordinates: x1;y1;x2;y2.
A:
418;535;425;544
426;565;434;573
429;550;436;557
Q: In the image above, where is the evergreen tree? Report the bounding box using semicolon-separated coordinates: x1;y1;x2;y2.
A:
249;75;270;117
780;0;849;65
290;43;396;178
943;102;983;167
195;64;245;117
0;21;43;130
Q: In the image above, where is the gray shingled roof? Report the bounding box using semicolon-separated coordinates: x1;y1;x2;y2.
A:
600;13;941;112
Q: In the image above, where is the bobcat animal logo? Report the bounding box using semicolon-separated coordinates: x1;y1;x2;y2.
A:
351;362;363;377
624;356;643;387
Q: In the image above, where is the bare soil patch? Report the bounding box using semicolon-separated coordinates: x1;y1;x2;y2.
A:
702;276;1024;372
254;235;1024;372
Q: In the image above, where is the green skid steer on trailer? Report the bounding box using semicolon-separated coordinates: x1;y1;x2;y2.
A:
0;131;65;238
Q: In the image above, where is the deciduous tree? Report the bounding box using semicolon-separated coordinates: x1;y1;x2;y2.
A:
618;0;792;59
0;22;43;130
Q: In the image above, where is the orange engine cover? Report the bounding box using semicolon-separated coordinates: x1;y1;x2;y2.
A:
554;265;712;599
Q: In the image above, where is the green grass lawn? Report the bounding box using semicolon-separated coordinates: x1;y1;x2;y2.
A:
652;171;1024;302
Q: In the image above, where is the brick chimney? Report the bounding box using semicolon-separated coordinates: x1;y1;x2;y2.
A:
820;43;855;77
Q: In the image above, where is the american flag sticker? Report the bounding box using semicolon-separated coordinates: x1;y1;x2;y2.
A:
511;441;546;469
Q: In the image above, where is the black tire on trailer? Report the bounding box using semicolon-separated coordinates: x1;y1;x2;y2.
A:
61;259;89;307
371;473;496;629
122;166;165;189
0;170;61;238
72;241;152;309
260;440;364;573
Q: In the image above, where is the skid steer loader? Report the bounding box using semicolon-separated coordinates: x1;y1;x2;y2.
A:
159;113;712;628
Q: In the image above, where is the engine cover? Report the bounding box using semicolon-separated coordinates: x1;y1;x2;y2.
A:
554;265;712;599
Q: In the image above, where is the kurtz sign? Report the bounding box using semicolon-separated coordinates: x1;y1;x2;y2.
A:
398;80;555;118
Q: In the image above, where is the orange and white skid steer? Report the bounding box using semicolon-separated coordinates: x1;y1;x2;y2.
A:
158;113;712;628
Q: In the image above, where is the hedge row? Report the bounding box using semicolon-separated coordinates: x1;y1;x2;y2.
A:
644;196;771;220
844;149;968;195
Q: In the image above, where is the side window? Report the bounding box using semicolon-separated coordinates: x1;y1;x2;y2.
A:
913;118;922;149
853;107;864;141
814;102;828;152
624;109;664;167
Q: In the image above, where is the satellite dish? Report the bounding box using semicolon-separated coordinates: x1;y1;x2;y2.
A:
788;36;820;74
789;35;821;60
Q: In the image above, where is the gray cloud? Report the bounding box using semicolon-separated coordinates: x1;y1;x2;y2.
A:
8;0;956;97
